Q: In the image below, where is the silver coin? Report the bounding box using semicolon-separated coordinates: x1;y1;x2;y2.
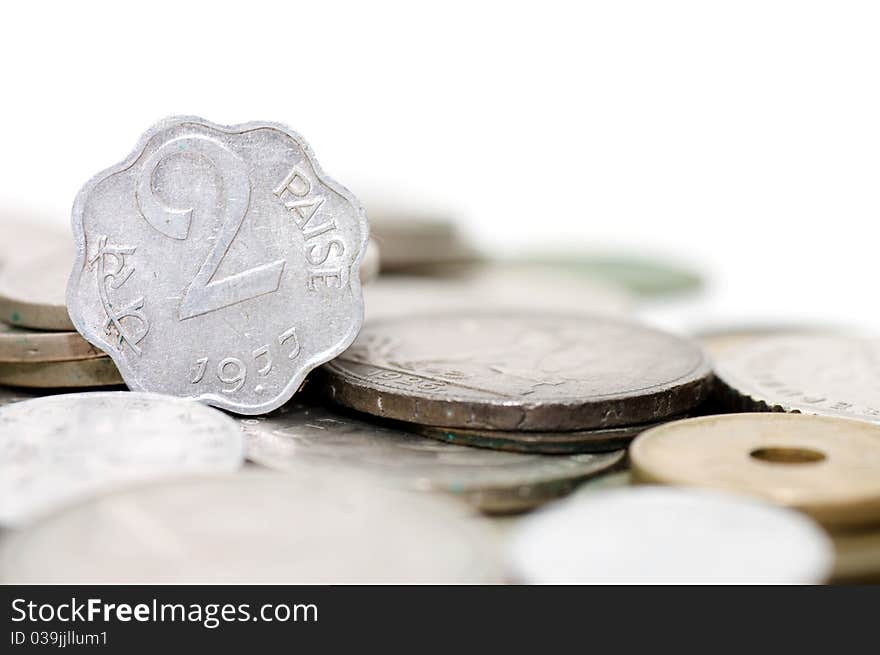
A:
714;334;880;423
240;401;624;513
414;419;669;454
67;116;369;415
0;244;75;330
507;486;834;584
0;391;243;526
364;265;632;321
0;470;501;583
321;312;712;431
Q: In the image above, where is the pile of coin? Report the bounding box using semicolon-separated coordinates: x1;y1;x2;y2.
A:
0;116;877;584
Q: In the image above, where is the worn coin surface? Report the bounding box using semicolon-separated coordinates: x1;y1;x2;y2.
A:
507;486;834;584
67;116;369;415
0;357;122;388
631;413;880;529
713;335;880;423
0;244;75;330
364;266;632;321
0;470;500;583
0;321;105;363
415;419;670;454
240;401;624;513
0;392;243;525
321;312;712;431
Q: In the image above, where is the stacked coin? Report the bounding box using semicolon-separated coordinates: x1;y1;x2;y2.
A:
318;312;713;454
630;413;880;582
0;224;124;389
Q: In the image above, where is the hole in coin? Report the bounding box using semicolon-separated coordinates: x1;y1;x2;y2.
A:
749;446;826;464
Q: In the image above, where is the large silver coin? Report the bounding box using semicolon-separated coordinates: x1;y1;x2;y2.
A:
320;312;712;431
364;265;632;321
0;470;500;583
507;486;834;584
240;401;624;513
67;116;368;415
714;335;880;423
0;321;105;363
0;392;243;526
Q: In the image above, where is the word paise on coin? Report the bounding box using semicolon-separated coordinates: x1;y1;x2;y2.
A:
67;116;369;414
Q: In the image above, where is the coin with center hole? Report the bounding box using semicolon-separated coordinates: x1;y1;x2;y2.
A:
630;413;880;529
320;312;712;431
240;401;624;513
0;321;105;363
0;392;243;526
713;335;880;423
506;486;833;584
0;470;500;583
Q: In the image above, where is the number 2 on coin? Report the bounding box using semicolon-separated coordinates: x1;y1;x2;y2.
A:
136;135;285;320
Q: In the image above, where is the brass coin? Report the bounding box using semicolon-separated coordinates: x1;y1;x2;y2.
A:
0;357;122;389
0;321;105;363
831;529;880;583
631;413;880;530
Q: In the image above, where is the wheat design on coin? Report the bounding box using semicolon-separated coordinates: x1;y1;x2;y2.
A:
67;116;368;414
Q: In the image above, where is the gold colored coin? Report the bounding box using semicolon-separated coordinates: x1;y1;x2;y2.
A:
0;357;122;388
630;413;880;530
0;321;105;363
831;529;880;583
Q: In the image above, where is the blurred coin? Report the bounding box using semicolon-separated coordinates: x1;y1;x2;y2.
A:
697;324;844;357
831;529;880;583
512;253;702;296
0;245;74;330
572;470;633;497
0;321;105;363
240;401;624;513
415;419;667;454
0;356;121;388
507;486;833;584
0;386;38;408
67;116;368;415
360;238;381;284
364;265;632;321
0;392;243;526
368;208;479;272
321;312;712;431
0;215;69;272
713;335;880;423
0;470;500;583
631;413;880;529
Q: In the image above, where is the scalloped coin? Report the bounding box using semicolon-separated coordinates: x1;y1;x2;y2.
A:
0;392;243;526
507;486;833;584
67;116;368;415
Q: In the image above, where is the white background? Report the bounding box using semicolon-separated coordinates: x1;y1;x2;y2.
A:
1;1;877;332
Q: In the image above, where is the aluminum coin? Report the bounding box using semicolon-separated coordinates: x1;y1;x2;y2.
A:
67;116;369;415
0;391;243;525
507;486;833;584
